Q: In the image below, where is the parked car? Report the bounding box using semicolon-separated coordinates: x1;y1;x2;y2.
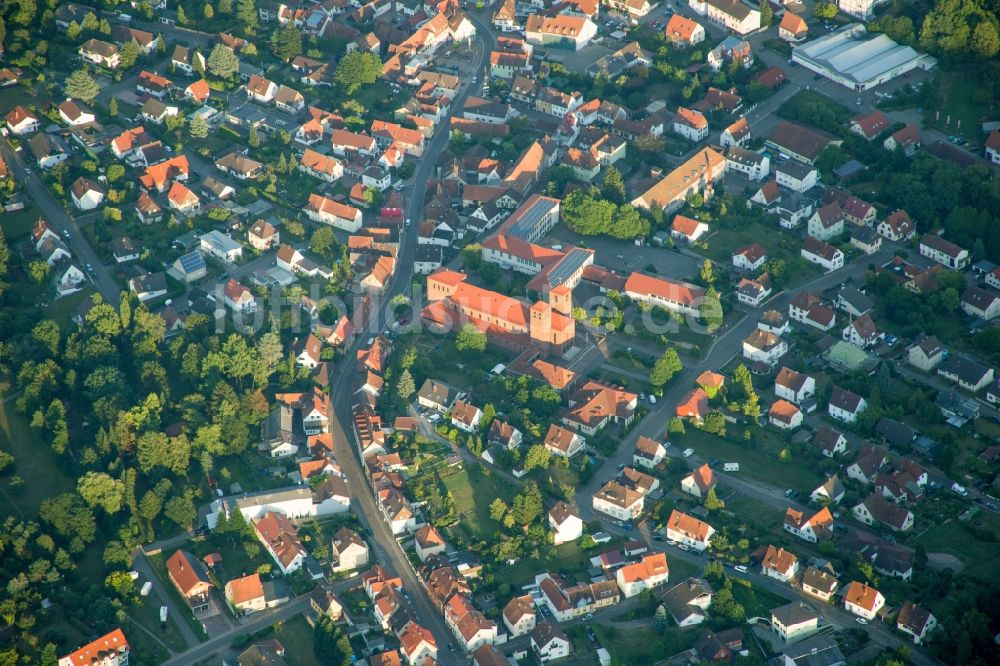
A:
682;448;694;457
734;565;749;573
856;618;868;625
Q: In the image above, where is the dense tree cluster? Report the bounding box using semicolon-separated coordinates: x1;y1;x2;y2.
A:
561;188;650;240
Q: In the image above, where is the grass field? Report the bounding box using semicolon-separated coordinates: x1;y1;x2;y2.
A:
146;552;211;642
704;222;821;287
0;205;45;242
925;70;986;141
594;624;699;666
273;615;322;666
0;387;75;518
677;430;824;492
504;539;602;588
913;511;1000;579
730;578;791;617
129;593;190;654
441;466;515;539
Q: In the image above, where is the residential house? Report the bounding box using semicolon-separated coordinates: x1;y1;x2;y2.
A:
524;15;598;51
531;622;571;663
732;243;767;272
549;501;583;545
417;379;458;413
884;124;921;156
843;581;884;620
670;214;709;243
171;45;205;75
623;272;705;318
616;552;669;598
854;493;914;531
770;602;819;642
633;436;667;469
769;399;803;430
800;566;839;602
961;286;1000;320
828;386;866;423
305;193;363;232
850;225;882;255
778;11;808;42
58;629;130;666
535;572;621;622
812;427;847;458
897;602;937;645
725;145;769;181
681;464;716;499
742;329;788;365
562;380;637;436
167;181;201;214
503;595;537;638
878;210;915;242
807;202;844;241
166;549;213;612
673;107;709;142
775;161;818;193
665;14;705;46
414;524;447;562
801;236;844;272
274;85;305;113
225;573;266;614
249;219;279;250
661;578;713;627
919;234;969;270
544;424;585;458
843;312;881;348
200;230;242;262
216;152;264;180
58;99;95;126
846;445;888;484
299;148;343;182
689;0;761;35
849;111;890;140
783;507;833;543
593;480;644;522
937;355;994;392
5;106;39;135
666;509;715;551
224;278;256;312
761;545;800;583
70;177;104;211
247;74;279;103
811;475;846;504
254;511;307;574
184;79;211;104
450;400;483;433
721;116;751;148
27;133;70;169
331;527;369;573
775;367;815;405
79;38;120;68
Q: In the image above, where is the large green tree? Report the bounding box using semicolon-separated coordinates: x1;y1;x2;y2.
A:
335;51;382;94
207;43;239;78
77;472;126;515
64;69;100;104
270;23;302;62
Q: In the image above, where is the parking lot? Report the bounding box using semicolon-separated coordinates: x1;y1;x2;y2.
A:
542;227;702;283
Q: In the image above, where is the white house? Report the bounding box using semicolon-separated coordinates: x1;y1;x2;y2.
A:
897;602;937;645
593;481;643;522
503;595;537;639
801;237;844;273
549;501;583;545
761;545;800;583
305;194;363;232
771;602;819;642
70;177;105;210
775;367;815;405
200;230;243;262
616;552;669;598
742;329;788;365
828;386;867;423
843;581;885;620
666;509;715;552
673;107;709;142
919;234;969;270
531;622;571;663
732;243;767;272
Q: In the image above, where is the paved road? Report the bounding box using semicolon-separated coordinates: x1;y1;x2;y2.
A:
310;22;496;665
0;138;121;305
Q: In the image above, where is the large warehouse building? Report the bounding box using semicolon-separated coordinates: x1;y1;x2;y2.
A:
791;24;936;92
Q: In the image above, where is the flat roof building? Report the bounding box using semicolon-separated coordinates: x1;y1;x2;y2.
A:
791;24;935;92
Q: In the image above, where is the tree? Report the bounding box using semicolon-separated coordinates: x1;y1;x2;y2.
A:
207;43;239;78
64;69;100;104
668;416;686;435
759;0;772;27
237;0;258;33
602;166;626;204
523;444;551;472
699;259;714;286
510;482;543;526
972;20;1000;59
270;23;303;62
335;51;382;94
704;487;725;511
77;472;125;514
313;615;351;666
165;494;197;528
397;369;415;400
219;0;232;12
456;324;487;353
119;39;142;69
248;125;261;147
650;348;683;387
813;2;837;19
189;115;209;139
490;497;508;522
204;2;215;19
310;226;335;257
700;287;723;331
177;4;187;23
703;411;726;436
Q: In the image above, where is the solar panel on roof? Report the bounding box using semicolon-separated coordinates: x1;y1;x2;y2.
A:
179;251;206;273
508;198;557;240
547;248;591;287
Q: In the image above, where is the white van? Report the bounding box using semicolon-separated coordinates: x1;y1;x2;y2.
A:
724;463;740;472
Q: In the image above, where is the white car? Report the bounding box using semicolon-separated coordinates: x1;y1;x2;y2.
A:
856;618;868;625
428;413;441;423
734;565;748;573
682;448;694;458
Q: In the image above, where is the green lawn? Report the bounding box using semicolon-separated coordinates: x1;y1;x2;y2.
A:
503;538;610;588
0;85;48;115
677;430;824;493
925;69;987;141
272;615;322;666
730;578;791;617
594;624;699;666
146;552;211;642
186;536;273;581
703;221;821;287
0;388;75;518
44;286;96;324
912;511;1000;580
724;494;786;534
441;466;515;539
129;592;190;654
